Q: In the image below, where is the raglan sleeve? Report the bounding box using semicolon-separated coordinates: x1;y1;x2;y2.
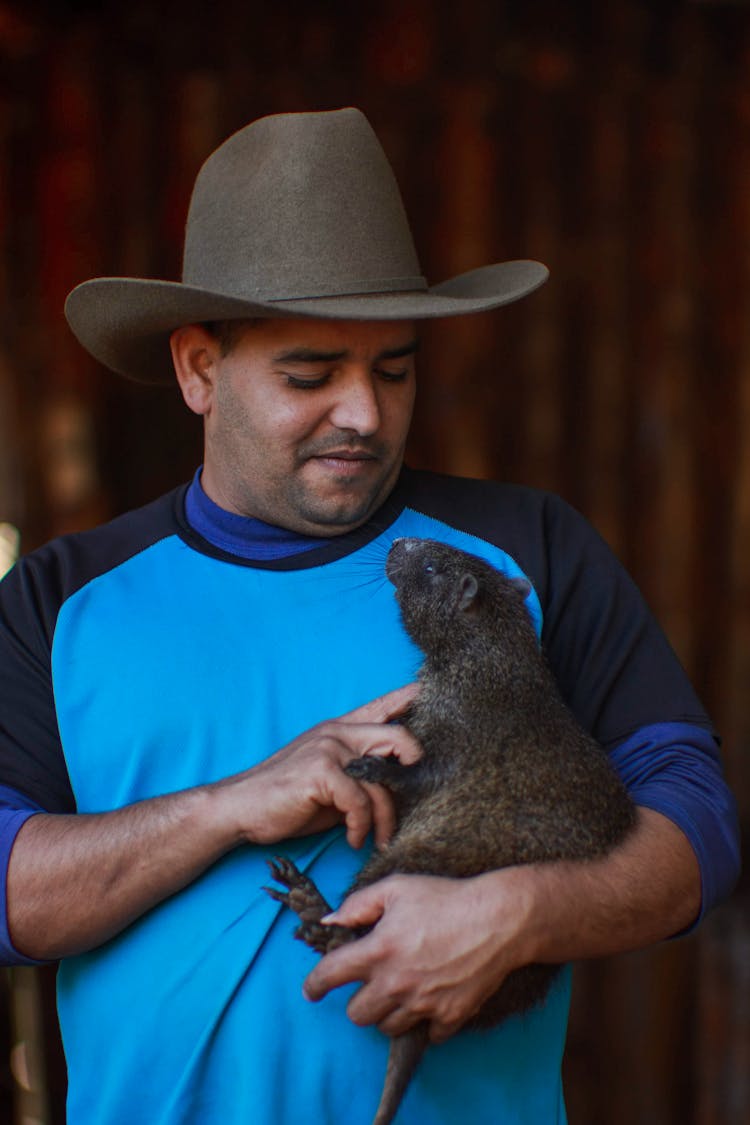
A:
0;554;75;811
0;553;77;965
535;493;740;917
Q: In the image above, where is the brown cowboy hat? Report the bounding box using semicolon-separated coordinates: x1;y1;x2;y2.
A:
64;107;548;384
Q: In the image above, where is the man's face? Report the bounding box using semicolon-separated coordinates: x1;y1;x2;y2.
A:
192;318;418;536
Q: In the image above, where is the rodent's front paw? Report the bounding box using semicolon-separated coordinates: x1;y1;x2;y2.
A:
345;756;403;785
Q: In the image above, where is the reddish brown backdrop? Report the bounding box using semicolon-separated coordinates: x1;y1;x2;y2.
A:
0;1;748;1122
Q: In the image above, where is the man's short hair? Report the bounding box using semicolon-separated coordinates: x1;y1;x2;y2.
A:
202;319;265;356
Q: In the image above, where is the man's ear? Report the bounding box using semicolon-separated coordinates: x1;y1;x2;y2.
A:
170;325;221;416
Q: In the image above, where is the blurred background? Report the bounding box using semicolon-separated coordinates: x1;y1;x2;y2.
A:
0;0;748;1121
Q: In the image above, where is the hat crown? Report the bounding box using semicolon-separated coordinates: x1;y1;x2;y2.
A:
64;106;549;384
182;108;426;302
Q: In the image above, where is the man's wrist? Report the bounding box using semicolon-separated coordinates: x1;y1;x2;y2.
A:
477;856;628;970
204;763;304;849
474;865;549;970
474;809;704;971
202;771;266;848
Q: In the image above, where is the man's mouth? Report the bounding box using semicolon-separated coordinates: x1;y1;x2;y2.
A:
300;439;380;466
314;449;375;461
309;450;378;474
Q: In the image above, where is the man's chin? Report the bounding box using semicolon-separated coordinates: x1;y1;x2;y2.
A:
293;486;391;536
286;459;402;535
297;504;377;536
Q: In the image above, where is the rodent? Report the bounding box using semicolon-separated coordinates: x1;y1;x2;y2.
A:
266;536;636;1125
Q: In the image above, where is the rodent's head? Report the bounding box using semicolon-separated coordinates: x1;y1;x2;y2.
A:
386;538;533;655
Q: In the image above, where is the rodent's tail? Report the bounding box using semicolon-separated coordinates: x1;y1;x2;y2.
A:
372;1022;430;1125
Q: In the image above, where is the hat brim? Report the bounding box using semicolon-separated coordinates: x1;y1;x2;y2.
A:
64;260;549;384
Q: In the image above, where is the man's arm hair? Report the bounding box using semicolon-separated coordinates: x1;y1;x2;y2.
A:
7;784;238;959
5;686;420;962
303;806;703;1043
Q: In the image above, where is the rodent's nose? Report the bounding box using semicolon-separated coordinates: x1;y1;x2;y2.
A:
386;537;414;585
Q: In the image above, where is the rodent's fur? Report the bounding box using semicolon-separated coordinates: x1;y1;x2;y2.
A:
267;537;635;1124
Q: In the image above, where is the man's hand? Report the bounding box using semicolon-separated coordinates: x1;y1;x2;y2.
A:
302;810;702;1044
7;684;420;960
303;871;532;1042
221;683;421;850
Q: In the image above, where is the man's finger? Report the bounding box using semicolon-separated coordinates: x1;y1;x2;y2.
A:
325;774;377;849
429;1018;465;1044
361;724;422;765
304;929;381;1001
372;1007;418;1038
332;722;421;765
338;683;419;725
321;881;388;928
347;982;402;1029
360;782;396;849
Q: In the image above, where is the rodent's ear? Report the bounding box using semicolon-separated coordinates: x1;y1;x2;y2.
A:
458;573;479;611
509;576;532;600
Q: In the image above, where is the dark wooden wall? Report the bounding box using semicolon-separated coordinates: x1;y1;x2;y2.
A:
0;1;748;1121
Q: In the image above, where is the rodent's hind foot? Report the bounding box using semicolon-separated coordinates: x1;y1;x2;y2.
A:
264;856;333;923
295;918;355;954
264;856;363;954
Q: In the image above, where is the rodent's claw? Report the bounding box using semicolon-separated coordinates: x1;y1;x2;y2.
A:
264;856;335;926
262;884;290;906
267;855;302;886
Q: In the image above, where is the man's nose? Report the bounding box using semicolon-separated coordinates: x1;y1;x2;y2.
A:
327;370;381;435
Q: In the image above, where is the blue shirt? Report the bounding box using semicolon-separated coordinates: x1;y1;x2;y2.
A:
0;468;739;1123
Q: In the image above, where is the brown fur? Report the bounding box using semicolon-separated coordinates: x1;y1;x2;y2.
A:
267;537;635;1124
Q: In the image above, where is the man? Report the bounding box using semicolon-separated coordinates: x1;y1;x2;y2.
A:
0;108;739;1123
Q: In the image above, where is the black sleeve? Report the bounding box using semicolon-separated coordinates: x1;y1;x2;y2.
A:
400;469;713;746
0;487;185;814
0;554;76;812
530;492;712;746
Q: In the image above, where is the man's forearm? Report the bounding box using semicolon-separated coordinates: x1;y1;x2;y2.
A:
6;685;419;962
7;784;240;960
507;806;702;967
304;806;703;1041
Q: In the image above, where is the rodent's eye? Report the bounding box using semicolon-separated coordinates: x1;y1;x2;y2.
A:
423;563;436;575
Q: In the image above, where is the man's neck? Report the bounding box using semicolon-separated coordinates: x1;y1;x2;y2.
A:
184;468;325;561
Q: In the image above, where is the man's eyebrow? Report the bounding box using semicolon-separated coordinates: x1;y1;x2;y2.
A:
272;338;420;365
376;339;420;361
273;347;348;365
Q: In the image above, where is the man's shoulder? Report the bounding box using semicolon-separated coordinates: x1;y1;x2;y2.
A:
399;467;583;545
2;486;187;632
397;468;615;610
